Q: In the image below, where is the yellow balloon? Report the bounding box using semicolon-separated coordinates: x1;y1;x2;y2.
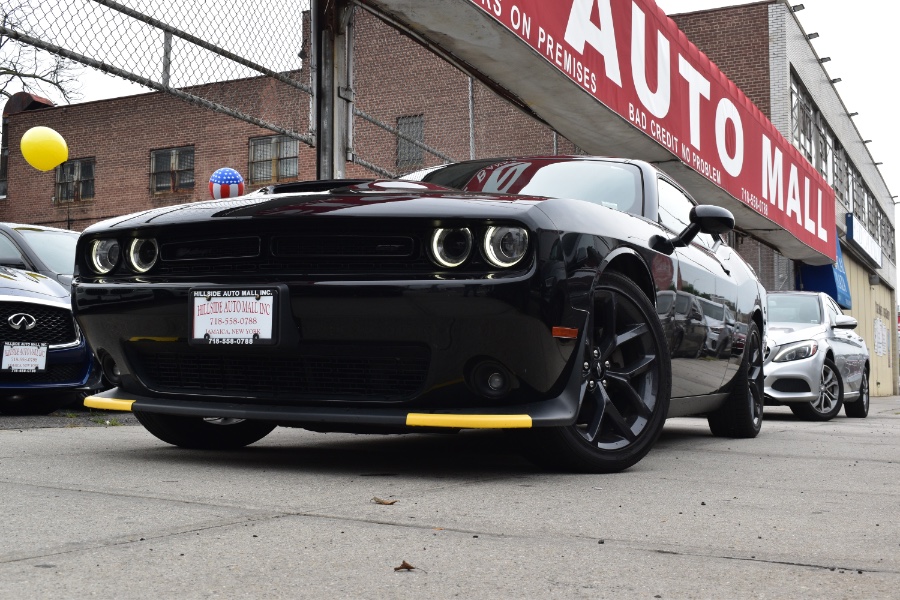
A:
20;126;68;172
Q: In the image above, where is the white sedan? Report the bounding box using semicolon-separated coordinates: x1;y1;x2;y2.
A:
764;291;869;420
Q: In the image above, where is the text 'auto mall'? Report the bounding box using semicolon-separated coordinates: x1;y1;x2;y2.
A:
0;0;896;393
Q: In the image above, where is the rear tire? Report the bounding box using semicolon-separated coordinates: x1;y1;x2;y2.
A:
522;271;671;473
790;358;843;421
133;411;276;449
708;321;763;438
844;367;869;418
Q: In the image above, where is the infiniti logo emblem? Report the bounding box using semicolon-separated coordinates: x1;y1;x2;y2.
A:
8;313;37;330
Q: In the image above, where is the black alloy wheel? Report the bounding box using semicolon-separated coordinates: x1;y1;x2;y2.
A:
133;411;276;449
844;367;870;418
708;320;763;437
525;271;671;473
790;358;844;421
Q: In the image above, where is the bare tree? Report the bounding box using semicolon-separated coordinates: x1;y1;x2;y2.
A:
1;6;82;102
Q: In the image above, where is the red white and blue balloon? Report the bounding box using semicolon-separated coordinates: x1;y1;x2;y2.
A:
208;168;245;199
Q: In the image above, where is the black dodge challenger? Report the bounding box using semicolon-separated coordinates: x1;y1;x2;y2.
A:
77;156;766;472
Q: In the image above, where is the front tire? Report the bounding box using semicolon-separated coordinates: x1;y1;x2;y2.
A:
790;358;843;421
522;271;671;473
844;367;869;418
133;411;276;449
708;321;763;438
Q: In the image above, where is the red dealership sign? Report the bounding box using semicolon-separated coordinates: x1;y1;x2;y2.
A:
467;0;836;261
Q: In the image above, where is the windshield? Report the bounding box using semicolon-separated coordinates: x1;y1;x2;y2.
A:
16;229;79;274
768;294;822;325
414;159;643;216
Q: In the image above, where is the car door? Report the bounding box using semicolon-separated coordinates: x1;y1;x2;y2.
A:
656;178;738;396
823;295;866;396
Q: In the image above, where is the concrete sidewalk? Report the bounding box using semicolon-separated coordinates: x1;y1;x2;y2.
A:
1;396;898;598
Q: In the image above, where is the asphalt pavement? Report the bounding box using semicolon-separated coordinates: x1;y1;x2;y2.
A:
1;398;898;599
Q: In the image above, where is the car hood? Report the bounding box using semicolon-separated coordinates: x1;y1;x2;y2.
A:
85;181;549;232
0;267;70;302
766;322;828;347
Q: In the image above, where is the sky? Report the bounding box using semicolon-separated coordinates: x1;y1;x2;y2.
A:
11;0;900;265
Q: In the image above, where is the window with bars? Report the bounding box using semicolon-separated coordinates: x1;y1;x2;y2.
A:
850;168;866;223
397;114;425;171
832;146;848;209
816;115;834;185
868;194;878;233
55;158;95;203
150;146;195;194
0;116;8;198
790;80;815;164
249;136;299;184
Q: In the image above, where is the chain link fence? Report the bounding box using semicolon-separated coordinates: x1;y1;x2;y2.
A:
2;1;582;180
2;0;313;145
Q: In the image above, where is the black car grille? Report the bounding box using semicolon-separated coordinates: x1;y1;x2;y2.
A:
126;342;430;401
271;235;415;258
155;232;430;275
0;302;78;345
0;362;86;385
160;236;261;261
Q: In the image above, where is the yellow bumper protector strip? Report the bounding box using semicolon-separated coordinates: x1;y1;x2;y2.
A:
406;413;532;429
84;396;135;412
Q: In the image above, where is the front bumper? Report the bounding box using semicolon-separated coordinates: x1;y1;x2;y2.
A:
74;276;586;425
0;337;100;393
85;366;582;428
763;352;824;404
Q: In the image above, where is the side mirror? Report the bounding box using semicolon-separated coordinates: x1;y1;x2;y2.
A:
834;314;858;330
650;205;735;255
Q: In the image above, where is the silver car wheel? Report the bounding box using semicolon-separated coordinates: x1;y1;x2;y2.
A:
813;363;840;415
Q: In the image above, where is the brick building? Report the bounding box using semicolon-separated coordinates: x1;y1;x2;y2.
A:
673;1;897;395
1;2;895;391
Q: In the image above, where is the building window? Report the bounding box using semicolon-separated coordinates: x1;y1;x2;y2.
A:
55;158;95;203
150;146;195;194
832;146;848;210
867;194;878;234
396;114;424;171
249;136;299;184
790;79;815;164
0;116;8;199
849;167;866;224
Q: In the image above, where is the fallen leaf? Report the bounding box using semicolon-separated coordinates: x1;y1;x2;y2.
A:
372;497;398;505
394;560;415;571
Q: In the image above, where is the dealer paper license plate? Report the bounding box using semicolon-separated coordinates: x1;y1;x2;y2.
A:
191;288;276;345
2;342;48;372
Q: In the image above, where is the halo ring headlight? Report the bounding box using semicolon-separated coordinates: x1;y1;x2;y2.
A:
430;228;473;268
127;238;159;273
483;226;528;268
88;239;121;275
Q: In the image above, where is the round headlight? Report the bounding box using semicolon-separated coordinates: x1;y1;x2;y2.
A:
127;238;158;273
430;228;473;268
88;239;121;275
483;226;528;268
